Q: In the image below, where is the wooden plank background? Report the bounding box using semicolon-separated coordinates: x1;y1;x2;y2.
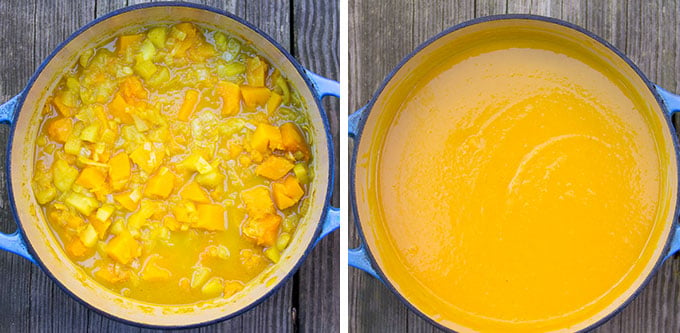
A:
0;0;338;332
349;0;680;332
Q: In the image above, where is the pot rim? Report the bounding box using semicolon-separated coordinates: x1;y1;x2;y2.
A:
6;1;335;329
349;13;680;333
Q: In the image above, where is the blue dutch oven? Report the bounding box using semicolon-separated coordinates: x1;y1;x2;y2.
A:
350;15;680;332
0;2;338;328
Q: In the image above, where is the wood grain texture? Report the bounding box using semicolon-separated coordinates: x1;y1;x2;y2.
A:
293;0;340;332
349;0;680;332
0;0;338;332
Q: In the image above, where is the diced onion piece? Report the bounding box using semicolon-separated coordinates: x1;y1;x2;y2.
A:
201;277;224;296
293;164;309;184
95;204;115;222
138;39;157;61
80;124;100;143
64;136;82;155
264;247;280;263
53;159;79;192
191;266;211;289
276;232;291;251
79;224;98;248
195;156;214;174
65;192;100;216
147;27;167;48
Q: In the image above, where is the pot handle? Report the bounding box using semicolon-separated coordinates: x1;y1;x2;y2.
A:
655;85;680;260
0;95;35;263
303;69;339;246
656;85;680;116
305;70;339;98
347;105;382;279
348;106;366;138
349;244;380;279
314;206;339;246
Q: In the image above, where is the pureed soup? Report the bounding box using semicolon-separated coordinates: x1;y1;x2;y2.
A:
31;22;313;305
364;24;676;332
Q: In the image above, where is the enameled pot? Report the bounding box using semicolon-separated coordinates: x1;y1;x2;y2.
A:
350;15;680;332
0;2;338;328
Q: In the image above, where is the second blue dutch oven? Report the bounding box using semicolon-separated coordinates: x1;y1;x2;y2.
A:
350;15;680;332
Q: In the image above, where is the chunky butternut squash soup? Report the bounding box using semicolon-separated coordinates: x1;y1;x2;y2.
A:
371;33;672;331
31;23;313;304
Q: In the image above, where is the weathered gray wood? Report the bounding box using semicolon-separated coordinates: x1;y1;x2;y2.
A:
350;0;680;332
241;1;292;52
528;0;561;16
293;0;340;332
94;0;127;17
475;0;506;16
0;0;337;332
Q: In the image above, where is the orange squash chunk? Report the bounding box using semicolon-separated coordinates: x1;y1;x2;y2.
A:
272;176;305;210
251;123;284;153
163;216;180;231
256;156;294;180
223;281;245;298
180;182;211;203
175;22;198;40
241;86;271;108
172;203;194;224
190;43;217;62
65;237;90;259
90;217;111;240
177;89;200;122
196;204;225;231
217;81;241;116
95;264;130;284
114;190;141;211
76;167;107;190
108;152;131;190
120;75;148;101
241;186;275;218
52;94;73;117
267;92;282;114
93;105;110;130
105;230;139;265
228;141;244;158
280;122;310;160
46;117;72;143
130;143;165;174
246;56;268;87
242;214;281;247
145;167;176;199
107;92;134;124
116;34;145;54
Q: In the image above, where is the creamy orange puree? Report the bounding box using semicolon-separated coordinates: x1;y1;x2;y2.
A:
374;39;669;331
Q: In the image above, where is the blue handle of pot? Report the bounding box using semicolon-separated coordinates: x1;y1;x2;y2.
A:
0;94;20;123
305;70;339;98
655;85;680;260
656;85;680;116
304;69;339;246
0;95;35;263
348;105;381;279
349;244;380;280
314;206;339;246
348;106;366;138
